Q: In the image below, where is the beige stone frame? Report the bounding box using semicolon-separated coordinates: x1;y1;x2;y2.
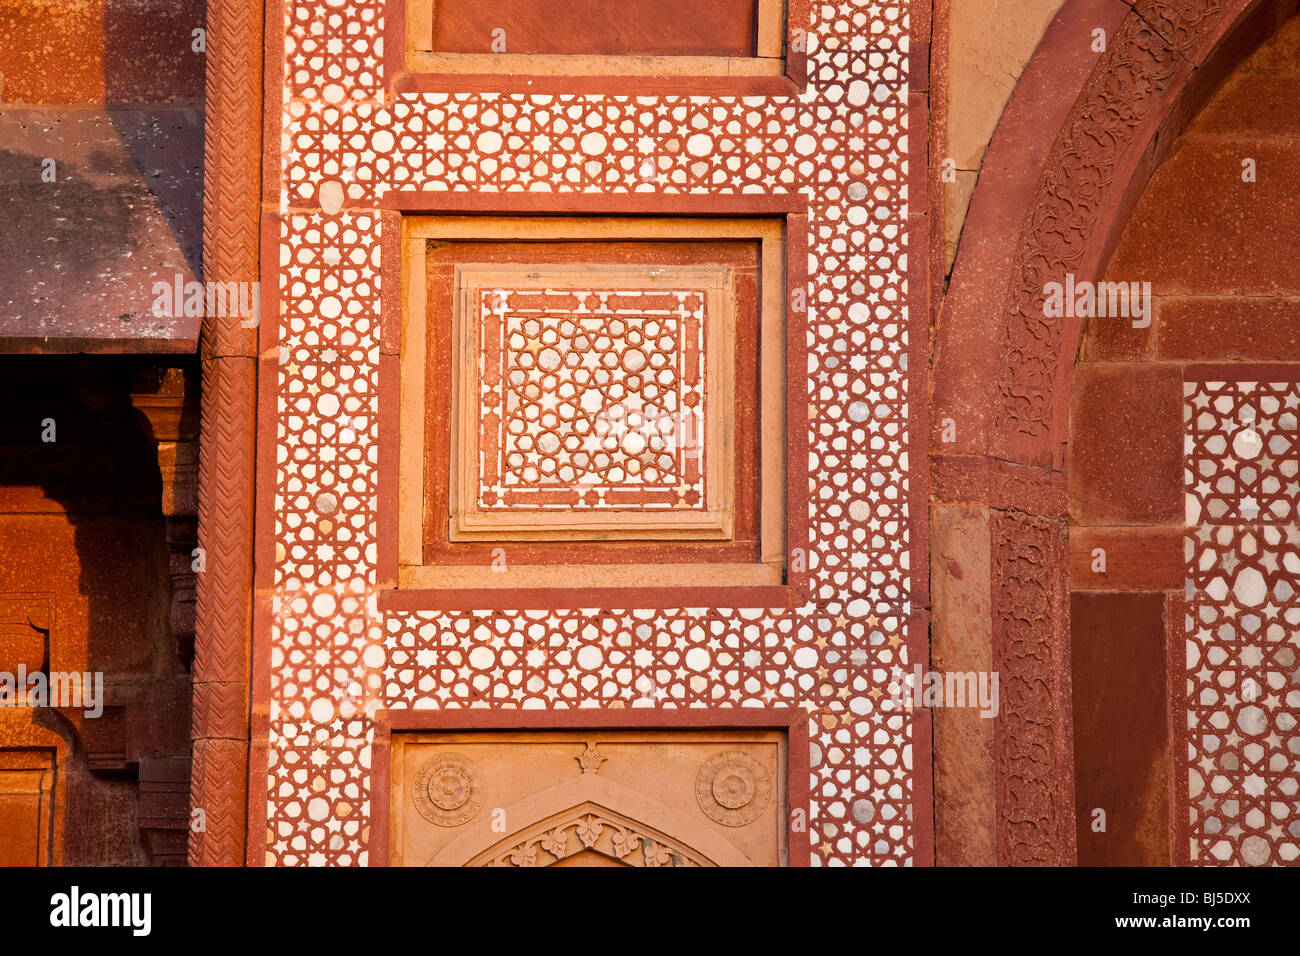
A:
387;728;788;866
405;0;787;76
399;216;787;590
450;263;736;541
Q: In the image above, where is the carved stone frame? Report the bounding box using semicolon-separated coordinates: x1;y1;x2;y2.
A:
368;707;811;867
928;0;1294;865
379;201;812;609
383;0;812;94
395;214;793;594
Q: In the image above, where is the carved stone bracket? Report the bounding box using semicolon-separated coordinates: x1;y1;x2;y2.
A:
130;364;200;668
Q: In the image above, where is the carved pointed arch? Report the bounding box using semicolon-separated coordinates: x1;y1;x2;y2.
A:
927;0;1294;865
427;774;755;867
464;803;711;867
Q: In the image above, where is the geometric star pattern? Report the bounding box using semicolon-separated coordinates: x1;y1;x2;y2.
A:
269;0;913;866
476;286;708;511
1182;379;1300;865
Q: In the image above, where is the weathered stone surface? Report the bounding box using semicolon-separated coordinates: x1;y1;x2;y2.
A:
930;504;996;866
1069;363;1183;526
1105;140;1300;296
0;0;204;106
1068;525;1183;591
1156;297;1300;361
945;0;1066;170
1070;592;1170;866
0;109;202;352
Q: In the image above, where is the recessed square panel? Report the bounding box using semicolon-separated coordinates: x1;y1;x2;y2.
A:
396;216;792;591
451;265;734;540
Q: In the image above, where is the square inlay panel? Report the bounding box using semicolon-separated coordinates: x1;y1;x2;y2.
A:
451;264;735;540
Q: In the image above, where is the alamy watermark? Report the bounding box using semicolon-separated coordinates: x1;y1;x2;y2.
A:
152;274;259;328
887;664;999;718
1043;273;1152;328
0;667;104;718
586;404;702;458
50;886;150;936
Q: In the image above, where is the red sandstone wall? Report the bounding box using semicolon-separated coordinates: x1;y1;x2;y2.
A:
0;0;204;866
0;0;203;105
1069;14;1300;866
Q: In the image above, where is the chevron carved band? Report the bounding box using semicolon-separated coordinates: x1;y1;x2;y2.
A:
193;0;264;867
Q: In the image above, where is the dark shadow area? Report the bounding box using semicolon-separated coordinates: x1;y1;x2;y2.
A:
0;355;193;865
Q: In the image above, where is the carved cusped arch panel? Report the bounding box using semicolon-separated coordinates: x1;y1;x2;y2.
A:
428;775;760;867
387;727;788;867
461;803;715;868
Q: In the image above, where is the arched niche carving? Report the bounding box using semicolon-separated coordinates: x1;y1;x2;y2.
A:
427;774;755;867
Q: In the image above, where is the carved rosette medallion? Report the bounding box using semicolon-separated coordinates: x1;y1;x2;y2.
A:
695;751;771;827
412;753;484;826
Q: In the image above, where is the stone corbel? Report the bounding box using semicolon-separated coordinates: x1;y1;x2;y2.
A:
129;364;200;667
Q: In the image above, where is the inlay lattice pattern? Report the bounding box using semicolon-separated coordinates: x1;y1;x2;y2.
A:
269;0;912;866
1186;380;1300;525
475;286;707;511
1183;379;1300;866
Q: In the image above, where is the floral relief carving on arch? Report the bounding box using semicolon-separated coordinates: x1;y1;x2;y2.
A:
994;0;1231;460
933;0;1274;866
471;807;711;868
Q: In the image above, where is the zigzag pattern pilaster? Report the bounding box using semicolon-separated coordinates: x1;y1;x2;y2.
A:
192;0;264;867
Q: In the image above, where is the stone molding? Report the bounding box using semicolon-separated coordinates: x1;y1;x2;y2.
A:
190;0;264;866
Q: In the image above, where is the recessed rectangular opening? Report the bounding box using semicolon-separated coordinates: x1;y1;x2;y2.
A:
405;0;788;77
0;754;55;867
431;0;763;57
